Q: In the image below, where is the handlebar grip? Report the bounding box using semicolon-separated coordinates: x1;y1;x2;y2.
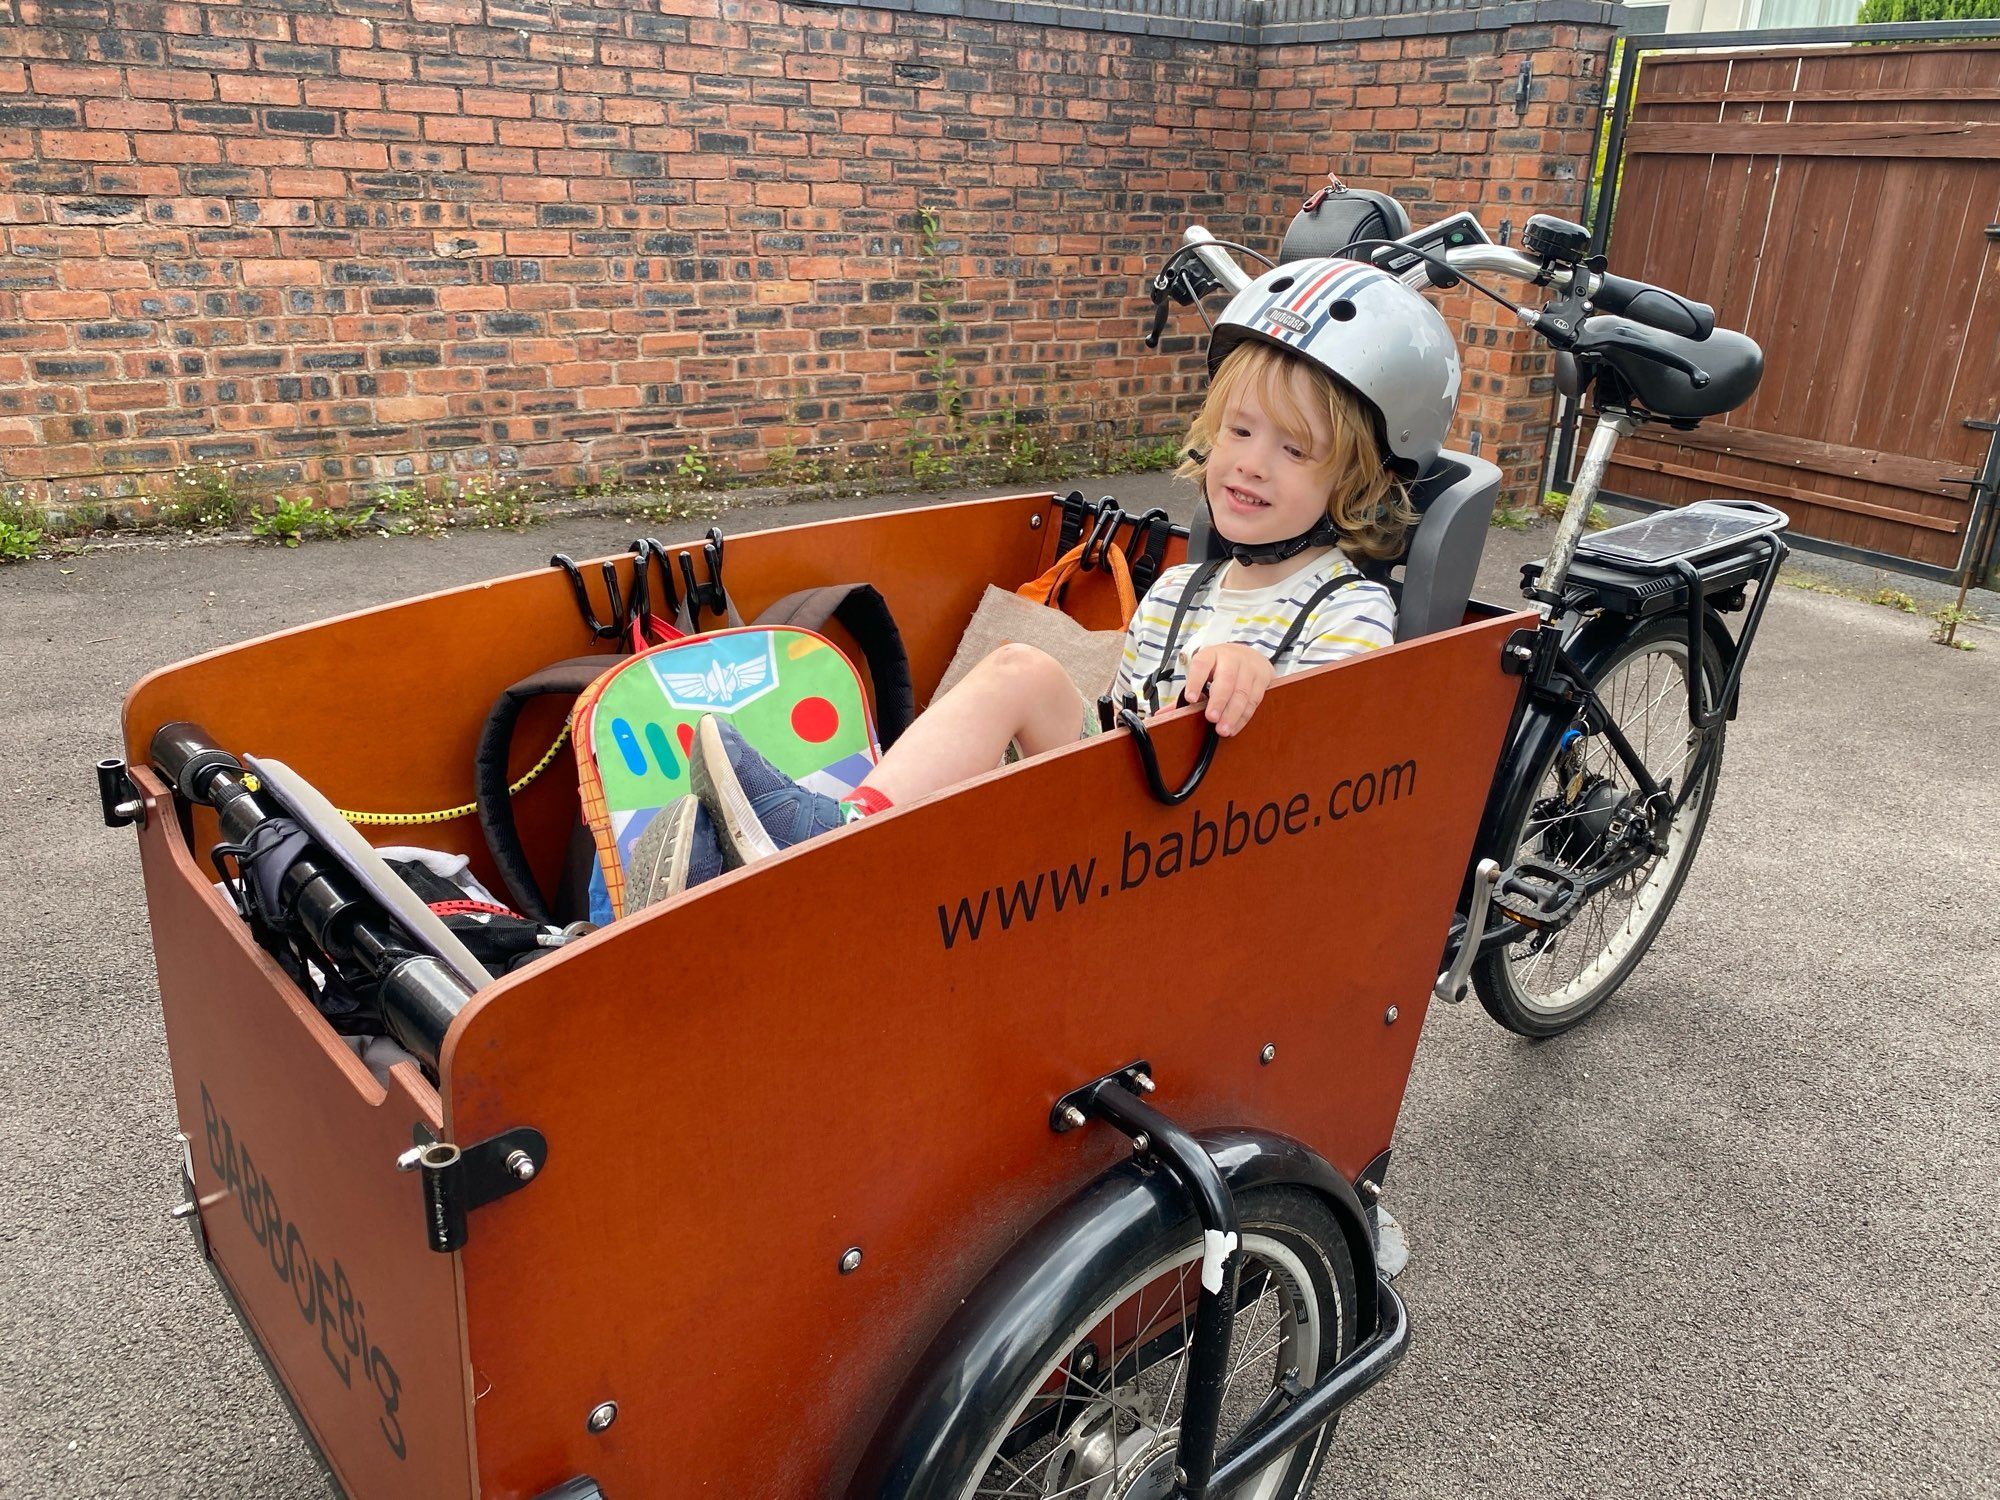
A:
1592;274;1715;341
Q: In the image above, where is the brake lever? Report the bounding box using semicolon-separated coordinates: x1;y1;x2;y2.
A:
1622;339;1711;389
1145;288;1172;350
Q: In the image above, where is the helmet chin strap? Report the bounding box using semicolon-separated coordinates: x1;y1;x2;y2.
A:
1209;500;1343;566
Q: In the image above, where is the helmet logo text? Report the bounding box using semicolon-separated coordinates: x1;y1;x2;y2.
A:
1268;310;1311;334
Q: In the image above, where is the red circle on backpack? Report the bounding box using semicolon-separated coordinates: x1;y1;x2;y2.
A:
791;696;839;743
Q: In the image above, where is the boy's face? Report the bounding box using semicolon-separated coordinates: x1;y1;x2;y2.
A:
1205;368;1338;549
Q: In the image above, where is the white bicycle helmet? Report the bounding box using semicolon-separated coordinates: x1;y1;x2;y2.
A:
1207;256;1461;481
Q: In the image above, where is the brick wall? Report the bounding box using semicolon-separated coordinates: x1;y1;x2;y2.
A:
1248;20;1612;501
0;0;1614;516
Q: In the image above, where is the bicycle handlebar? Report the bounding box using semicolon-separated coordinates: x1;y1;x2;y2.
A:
1176;227;1717;343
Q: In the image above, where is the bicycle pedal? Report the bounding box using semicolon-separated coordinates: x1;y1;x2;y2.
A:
1492;859;1582;929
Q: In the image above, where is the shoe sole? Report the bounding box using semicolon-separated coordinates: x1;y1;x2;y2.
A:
626;793;697;910
691;714;781;869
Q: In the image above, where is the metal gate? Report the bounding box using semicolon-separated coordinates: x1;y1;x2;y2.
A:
1578;25;2000;583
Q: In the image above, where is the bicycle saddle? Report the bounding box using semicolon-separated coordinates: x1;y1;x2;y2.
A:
1577;317;1764;423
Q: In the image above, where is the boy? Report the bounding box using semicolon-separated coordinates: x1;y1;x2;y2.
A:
647;258;1460;898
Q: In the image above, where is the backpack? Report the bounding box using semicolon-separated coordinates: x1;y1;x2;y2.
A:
478;581;913;926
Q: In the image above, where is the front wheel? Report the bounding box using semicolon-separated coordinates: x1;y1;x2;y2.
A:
949;1187;1356;1500
1472;613;1726;1037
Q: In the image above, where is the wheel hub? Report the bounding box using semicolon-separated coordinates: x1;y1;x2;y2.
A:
1047;1398;1170;1500
1114;1432;1183;1500
1536;773;1627;867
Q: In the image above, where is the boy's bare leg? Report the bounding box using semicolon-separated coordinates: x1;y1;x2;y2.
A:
858;643;1085;805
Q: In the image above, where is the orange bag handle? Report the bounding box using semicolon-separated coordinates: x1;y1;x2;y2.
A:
1017;540;1138;631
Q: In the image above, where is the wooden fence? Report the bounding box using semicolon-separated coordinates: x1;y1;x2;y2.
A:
1600;41;2000;573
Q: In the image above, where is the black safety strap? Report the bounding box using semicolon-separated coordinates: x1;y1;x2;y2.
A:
1139;562;1371;713
753;583;916;748
1270;570;1371;665
1140;558;1226;714
1128;514;1176;598
475;654;611;924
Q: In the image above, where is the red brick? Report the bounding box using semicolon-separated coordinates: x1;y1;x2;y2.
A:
226;138;311;167
86;381;170;410
423;115;494;145
92;166;181;197
23;289;112;319
267;168;346;197
463;88;533;119
62;260;152;290
147;198;232;226
126;68;215;101
385;84;459;114
311;141;390;170
375;395;450;422
303;80;384;110
242;259;322;287
338;49;414;82
28;62;124;96
502;231;570;256
296;16;375;48
135;132;221;164
218;75;303;106
41;131;130;163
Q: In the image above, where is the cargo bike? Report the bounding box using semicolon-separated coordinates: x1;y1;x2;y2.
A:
100;188;1787;1500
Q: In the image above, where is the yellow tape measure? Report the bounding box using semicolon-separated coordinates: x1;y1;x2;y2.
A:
336;728;571;828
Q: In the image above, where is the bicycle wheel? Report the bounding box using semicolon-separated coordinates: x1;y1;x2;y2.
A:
949;1187;1355;1500
1472;612;1726;1037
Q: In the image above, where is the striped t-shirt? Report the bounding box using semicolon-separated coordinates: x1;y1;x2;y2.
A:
1110;550;1396;712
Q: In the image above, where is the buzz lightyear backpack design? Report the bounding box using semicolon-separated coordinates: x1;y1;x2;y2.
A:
574;625;879;920
477;583;912;927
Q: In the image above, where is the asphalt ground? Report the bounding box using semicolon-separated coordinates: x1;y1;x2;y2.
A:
1;480;1995;1499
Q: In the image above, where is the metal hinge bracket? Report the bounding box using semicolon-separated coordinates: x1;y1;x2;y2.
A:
397;1126;547;1254
97;757;146;828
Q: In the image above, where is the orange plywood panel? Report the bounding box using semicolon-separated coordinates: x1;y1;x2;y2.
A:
441;609;1526;1499
131;766;476;1499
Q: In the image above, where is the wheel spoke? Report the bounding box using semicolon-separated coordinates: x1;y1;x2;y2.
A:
1497;633;1718;1019
959;1217;1340;1500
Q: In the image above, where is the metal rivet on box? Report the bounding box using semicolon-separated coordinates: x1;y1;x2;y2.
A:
587;1401;617;1433
839;1247;863;1275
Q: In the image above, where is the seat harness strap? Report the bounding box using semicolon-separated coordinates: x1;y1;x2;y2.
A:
1141;560;1371;714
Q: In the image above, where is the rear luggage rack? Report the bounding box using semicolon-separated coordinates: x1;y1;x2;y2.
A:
1520;499;1789;733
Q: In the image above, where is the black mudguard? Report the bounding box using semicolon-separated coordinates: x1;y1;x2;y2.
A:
847;1129;1377;1500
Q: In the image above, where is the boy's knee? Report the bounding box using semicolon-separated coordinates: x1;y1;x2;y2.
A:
985;641;1065;688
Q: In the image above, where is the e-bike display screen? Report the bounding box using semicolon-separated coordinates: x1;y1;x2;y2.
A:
1366;212;1493;275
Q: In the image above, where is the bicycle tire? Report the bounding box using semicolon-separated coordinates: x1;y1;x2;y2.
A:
1472;612;1726;1038
944;1186;1356;1500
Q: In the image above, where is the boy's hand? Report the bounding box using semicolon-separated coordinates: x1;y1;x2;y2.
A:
1180;644;1274;737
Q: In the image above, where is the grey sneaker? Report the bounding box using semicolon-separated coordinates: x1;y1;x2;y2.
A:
625;794;725;909
689;715;850;869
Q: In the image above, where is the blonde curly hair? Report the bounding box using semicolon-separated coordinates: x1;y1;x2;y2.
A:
1175;340;1417;563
